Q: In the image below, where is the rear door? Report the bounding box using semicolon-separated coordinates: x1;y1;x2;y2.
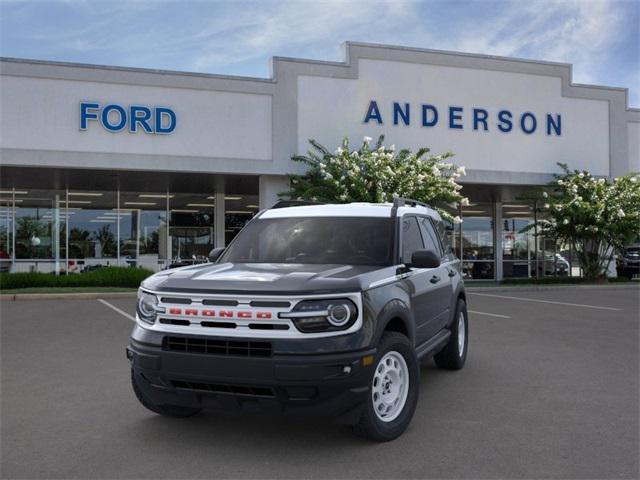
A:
400;215;443;345
417;216;454;338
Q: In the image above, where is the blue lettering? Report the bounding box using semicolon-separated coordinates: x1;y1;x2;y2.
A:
393;102;410;126
364;100;383;124
473;108;489;131
546;114;561;136
497;110;513;132
449;106;463;129
520;112;537;134
101;104;127;132
421;104;438;127
155;107;176;134
130;105;153;133
80;102;99;130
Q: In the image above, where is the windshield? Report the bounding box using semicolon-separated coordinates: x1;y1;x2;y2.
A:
219;217;394;266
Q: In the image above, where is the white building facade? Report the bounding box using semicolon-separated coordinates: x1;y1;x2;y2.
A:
1;42;638;279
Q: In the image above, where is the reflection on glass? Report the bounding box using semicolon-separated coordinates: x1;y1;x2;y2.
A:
67;191;117;272
0;197;13;272
120;193;168;270
169;193;215;267
225;194;258;245
461;203;494;279
13;190;66;273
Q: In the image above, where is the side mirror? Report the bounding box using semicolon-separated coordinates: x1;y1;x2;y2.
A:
208;247;225;263
409;249;440;269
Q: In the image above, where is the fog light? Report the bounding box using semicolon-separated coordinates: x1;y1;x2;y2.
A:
362;355;374;366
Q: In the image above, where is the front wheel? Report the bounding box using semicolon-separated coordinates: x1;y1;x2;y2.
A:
434;298;468;370
352;332;419;442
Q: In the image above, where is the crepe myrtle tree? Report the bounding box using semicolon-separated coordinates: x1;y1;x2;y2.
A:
534;163;640;280
284;135;468;223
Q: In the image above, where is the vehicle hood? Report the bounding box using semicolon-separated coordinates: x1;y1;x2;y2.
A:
141;262;395;295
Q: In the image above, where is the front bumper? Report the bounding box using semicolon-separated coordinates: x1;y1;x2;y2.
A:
128;330;376;423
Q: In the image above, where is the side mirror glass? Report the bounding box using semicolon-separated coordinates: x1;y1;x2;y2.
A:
409;249;440;269
208;247;225;263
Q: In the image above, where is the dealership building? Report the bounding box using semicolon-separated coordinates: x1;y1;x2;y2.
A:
0;42;638;279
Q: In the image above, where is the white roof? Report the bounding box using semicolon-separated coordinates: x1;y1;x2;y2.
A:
260;202;442;221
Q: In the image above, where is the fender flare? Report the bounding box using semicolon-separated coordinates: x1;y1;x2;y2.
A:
373;298;416;346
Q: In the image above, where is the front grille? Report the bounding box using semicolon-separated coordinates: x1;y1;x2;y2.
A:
163;336;272;357
171;380;275;398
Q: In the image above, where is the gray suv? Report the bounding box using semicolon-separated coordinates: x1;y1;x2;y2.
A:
127;198;468;441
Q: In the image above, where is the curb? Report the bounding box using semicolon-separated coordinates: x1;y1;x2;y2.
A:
466;283;639;293
0;291;137;301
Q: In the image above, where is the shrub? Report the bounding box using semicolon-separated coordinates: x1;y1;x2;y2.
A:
285;135;467;223
0;267;153;290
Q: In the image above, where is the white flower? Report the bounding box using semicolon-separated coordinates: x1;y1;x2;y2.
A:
456;166;467;176
563;219;569;225
389;144;395;151
557;179;564;185
431;166;440;176
542;191;549;198
363;136;372;144
461;197;470;206
618;209;626;217
453;216;462;224
631;176;638;183
544;203;550;209
578;172;584;178
335;147;343;155
339;194;347;201
351;151;359;158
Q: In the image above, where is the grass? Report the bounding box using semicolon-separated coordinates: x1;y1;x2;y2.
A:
0;267;153;290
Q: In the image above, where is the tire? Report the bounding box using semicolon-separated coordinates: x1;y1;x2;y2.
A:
352;332;419;442
434;298;468;370
131;369;202;418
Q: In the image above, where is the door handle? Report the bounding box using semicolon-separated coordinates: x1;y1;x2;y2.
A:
430;275;441;284
448;269;457;277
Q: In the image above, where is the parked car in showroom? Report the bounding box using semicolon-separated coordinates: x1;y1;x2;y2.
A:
617;241;640;279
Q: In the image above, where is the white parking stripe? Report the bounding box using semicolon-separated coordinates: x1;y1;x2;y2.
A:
97;299;136;322
468;310;511;319
468;292;621;311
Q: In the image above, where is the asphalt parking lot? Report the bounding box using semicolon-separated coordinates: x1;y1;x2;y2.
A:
1;286;638;479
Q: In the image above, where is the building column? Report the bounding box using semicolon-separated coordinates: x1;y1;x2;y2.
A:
215;192;225;249
495;201;503;281
259;175;289;210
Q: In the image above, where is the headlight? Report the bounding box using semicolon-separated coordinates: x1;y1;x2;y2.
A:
280;298;358;333
136;290;163;324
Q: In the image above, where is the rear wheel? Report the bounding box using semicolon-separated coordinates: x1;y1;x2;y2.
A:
353;332;419;442
131;369;202;418
434;299;468;370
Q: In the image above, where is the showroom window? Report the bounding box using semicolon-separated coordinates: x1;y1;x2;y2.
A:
461;203;495;280
224;194;258;245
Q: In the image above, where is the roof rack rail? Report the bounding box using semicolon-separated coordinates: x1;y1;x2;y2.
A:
391;197;432;217
270;199;325;209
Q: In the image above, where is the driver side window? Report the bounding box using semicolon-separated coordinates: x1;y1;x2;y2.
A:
402;217;425;264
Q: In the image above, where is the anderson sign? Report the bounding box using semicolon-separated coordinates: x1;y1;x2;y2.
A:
363;100;562;136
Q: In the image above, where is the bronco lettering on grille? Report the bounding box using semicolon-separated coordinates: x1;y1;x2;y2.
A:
166;308;272;320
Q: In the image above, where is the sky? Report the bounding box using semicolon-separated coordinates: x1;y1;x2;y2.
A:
1;0;638;106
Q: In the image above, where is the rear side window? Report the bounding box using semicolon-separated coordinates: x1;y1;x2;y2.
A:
401;216;425;264
418;217;443;257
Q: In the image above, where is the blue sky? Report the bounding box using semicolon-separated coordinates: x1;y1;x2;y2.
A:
1;0;638;106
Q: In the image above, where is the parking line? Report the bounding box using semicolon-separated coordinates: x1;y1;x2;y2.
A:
468;310;511;319
468;292;621;311
97;299;136;322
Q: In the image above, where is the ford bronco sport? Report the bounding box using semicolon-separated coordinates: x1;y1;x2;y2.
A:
128;198;468;441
